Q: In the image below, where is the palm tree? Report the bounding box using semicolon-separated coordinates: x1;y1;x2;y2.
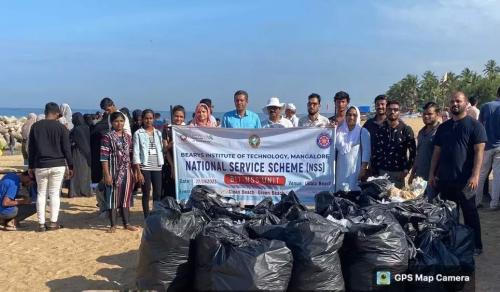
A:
483;59;500;80
420;71;439;104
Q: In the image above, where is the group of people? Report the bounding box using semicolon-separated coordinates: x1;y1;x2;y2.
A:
1;88;499;255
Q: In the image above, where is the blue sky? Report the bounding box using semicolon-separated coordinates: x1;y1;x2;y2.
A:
1;0;499;113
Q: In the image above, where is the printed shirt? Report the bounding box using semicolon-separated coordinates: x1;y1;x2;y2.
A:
372;120;416;172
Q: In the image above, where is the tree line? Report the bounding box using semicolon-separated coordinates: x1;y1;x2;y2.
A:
386;59;500;111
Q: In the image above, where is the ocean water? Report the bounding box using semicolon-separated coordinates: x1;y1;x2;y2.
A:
0;107;274;122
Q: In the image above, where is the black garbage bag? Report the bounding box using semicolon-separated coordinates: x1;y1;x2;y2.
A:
446;224;475;273
253;197;274;214
187;185;252;221
341;206;413;291
193;220;293;291
359;178;393;200
315;191;359;219
250;211;346;291
136;197;209;292
271;191;307;219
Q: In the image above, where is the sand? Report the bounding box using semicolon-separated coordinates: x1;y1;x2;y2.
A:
0;118;499;291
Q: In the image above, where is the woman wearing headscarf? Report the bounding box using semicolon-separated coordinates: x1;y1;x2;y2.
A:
101;112;137;233
69;112;92;197
335;106;371;192
59;103;74;130
189;103;217;127
131;109;143;135
21;113;37;165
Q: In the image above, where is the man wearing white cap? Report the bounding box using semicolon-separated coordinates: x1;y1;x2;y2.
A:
262;97;293;128
285;103;299;127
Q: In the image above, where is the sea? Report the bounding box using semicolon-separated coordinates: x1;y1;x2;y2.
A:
0;107;234;121
0;107;300;122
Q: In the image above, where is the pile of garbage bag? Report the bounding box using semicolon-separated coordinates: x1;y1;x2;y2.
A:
137;184;475;291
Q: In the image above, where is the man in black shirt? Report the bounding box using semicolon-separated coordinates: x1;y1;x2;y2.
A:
429;91;486;255
372;100;416;188
28;102;73;232
363;94;387;142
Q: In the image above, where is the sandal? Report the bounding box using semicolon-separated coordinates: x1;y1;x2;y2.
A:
37;224;46;232
124;224;138;231
107;226;117;233
46;222;63;231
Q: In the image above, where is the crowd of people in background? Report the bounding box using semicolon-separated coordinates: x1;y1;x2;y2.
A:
1;87;499;256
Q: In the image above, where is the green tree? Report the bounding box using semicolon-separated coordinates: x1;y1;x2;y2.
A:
419;70;439;106
483;59;500;80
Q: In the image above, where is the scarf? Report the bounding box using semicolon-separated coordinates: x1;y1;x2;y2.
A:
191;103;216;127
336;106;362;154
21;113;37;140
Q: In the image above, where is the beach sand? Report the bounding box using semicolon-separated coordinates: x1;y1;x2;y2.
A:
0;118;499;291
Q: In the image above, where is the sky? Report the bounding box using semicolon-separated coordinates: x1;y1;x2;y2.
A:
1;0;500;113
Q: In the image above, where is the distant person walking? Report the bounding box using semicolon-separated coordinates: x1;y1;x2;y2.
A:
409;102;440;197
222;90;261;128
100;112;137;233
335;106;371;191
133;109;164;218
29;102;73;232
372;100;416;188
476;87;500;210
21;113;37;165
298;93;330;127
429;91;486;255
69;113;91;197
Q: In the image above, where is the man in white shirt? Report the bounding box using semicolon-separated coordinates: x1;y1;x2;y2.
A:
298;93;330;127
285;103;299;127
467;95;480;120
100;97;131;136
262;97;293;128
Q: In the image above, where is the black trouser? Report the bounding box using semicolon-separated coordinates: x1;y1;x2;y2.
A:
109;207;130;227
141;169;163;218
438;182;482;250
0;204;37;223
162;163;176;199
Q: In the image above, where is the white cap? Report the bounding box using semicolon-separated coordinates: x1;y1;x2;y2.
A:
262;97;285;113
285;103;296;111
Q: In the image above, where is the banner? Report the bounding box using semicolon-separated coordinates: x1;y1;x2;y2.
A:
173;126;335;205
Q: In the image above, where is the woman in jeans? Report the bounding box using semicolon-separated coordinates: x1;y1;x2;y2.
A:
133;109;164;218
101;112;137;232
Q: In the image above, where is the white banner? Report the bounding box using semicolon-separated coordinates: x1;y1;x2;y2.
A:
173;126;335;205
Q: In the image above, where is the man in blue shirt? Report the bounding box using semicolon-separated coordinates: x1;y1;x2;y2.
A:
476;86;500;209
222;90;262;128
0;171;36;231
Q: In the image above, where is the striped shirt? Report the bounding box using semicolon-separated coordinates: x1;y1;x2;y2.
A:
141;134;161;171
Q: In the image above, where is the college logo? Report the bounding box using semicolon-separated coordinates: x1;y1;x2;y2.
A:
248;134;261;148
180;135;188;142
316;133;332;149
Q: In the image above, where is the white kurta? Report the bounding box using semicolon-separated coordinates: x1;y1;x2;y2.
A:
335;127;371;192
